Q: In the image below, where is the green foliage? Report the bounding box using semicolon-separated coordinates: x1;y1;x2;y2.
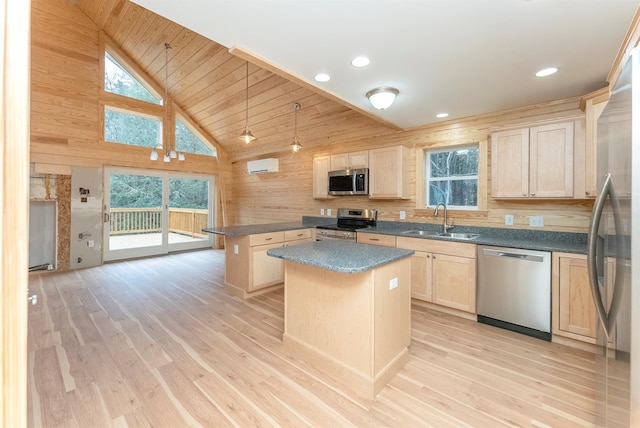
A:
175;118;216;156
110;174;209;210
104;53;161;104
104;109;161;148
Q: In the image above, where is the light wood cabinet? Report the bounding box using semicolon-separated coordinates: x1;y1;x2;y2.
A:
491;120;579;199
396;236;476;313
330;150;369;170
551;252;613;344
312;155;332;199
356;232;397;247
369;145;411;199
581;88;609;198
224;229;315;298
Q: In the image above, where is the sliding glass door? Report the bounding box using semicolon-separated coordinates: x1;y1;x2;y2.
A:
103;168;214;261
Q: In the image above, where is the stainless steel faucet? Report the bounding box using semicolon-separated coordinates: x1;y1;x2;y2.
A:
434;202;454;234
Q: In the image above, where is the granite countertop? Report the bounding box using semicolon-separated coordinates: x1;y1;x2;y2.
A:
204;216;588;254
364;223;588;254
202;217;334;237
267;241;414;273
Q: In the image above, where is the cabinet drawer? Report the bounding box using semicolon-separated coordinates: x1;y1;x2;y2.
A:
249;232;284;246
396;236;476;258
284;228;313;241
357;232;397;247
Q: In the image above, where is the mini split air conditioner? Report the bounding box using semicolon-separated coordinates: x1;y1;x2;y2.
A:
247;158;279;174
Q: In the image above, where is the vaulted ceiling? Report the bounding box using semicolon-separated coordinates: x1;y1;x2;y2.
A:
73;0;398;161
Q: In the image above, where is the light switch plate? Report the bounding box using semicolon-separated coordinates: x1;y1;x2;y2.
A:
529;215;544;227
399;211;406;220
233;244;239;254
389;277;398;290
327;208;332;216
320;208;325;216
505;214;514;226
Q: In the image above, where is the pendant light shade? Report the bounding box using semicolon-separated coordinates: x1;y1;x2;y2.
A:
239;61;256;143
366;86;399;111
290;103;302;152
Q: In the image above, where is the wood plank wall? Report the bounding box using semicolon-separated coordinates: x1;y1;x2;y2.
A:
30;0;231;241
230;97;594;233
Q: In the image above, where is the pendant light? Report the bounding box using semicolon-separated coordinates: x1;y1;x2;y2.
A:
239;61;256;143
290;103;302;152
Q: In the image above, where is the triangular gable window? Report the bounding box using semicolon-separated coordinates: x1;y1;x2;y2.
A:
176;116;217;157
104;52;161;105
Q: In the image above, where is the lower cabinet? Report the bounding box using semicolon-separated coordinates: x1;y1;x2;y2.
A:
224;229;314;298
552;252;613;344
397;236;477;314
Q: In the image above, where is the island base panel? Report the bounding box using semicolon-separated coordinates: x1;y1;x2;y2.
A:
283;258;411;398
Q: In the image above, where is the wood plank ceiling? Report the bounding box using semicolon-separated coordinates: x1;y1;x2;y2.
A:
73;0;399;161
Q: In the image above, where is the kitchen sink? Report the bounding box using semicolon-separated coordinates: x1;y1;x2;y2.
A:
401;230;438;236
436;232;479;240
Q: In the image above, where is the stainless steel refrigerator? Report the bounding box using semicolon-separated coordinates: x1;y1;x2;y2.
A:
588;48;639;427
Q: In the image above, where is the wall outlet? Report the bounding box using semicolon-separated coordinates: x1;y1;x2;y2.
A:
327;208;332;216
320;208;325;216
233;244;239;254
389;277;398;290
505;214;514;226
529;215;544;227
399;211;406;220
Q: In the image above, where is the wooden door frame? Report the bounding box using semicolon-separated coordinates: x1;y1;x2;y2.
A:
1;0;31;427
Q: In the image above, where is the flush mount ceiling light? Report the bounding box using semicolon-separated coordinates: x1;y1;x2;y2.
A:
290;103;302;152
436;112;449;118
536;67;558;77
366;87;399;111
239;61;256;144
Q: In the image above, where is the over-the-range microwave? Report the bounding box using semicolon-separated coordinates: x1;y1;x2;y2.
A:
328;168;369;196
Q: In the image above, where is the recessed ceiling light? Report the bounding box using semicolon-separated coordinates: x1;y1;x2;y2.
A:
436;113;449;118
314;73;331;82
351;56;370;67
535;67;558;77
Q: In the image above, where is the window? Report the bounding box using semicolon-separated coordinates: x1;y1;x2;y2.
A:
175;116;217;157
104;107;161;148
425;145;479;209
104;52;161;104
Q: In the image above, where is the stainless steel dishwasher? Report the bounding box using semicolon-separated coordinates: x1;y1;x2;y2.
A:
477;245;551;341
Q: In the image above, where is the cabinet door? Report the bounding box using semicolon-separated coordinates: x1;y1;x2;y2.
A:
431;253;476;313
529;122;574;198
312;156;331;199
369;146;410;199
557;255;597;339
410;251;432;301
347;151;369;169
330;153;349;171
249;242;284;291
491;128;529;198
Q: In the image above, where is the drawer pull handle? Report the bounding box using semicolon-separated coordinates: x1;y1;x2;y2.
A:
265;237;272;241
371;238;379;241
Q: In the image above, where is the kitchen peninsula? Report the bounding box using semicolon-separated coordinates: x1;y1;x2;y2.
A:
268;241;414;398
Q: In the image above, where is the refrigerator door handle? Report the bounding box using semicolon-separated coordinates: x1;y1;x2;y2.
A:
587;173;612;336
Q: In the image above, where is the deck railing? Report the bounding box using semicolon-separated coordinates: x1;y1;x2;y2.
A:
110;207;208;238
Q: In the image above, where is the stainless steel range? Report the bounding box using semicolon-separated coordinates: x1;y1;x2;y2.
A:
316;208;377;241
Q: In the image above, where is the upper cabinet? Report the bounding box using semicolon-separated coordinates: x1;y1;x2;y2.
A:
369;145;411;199
312;155;332;199
581;88;609;198
330;151;369;170
491;119;586;199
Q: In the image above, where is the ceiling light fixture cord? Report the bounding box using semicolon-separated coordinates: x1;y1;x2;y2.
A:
239;61;256;143
291;102;302;152
164;42;172;162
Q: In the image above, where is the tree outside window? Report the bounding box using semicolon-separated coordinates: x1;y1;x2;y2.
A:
426;145;479;209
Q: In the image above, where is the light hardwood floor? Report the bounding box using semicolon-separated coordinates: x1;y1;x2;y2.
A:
27;249;597;427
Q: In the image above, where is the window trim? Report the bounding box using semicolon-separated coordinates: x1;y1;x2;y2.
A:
415;140;488;212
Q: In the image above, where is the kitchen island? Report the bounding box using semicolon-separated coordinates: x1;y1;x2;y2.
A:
268;241;414;398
